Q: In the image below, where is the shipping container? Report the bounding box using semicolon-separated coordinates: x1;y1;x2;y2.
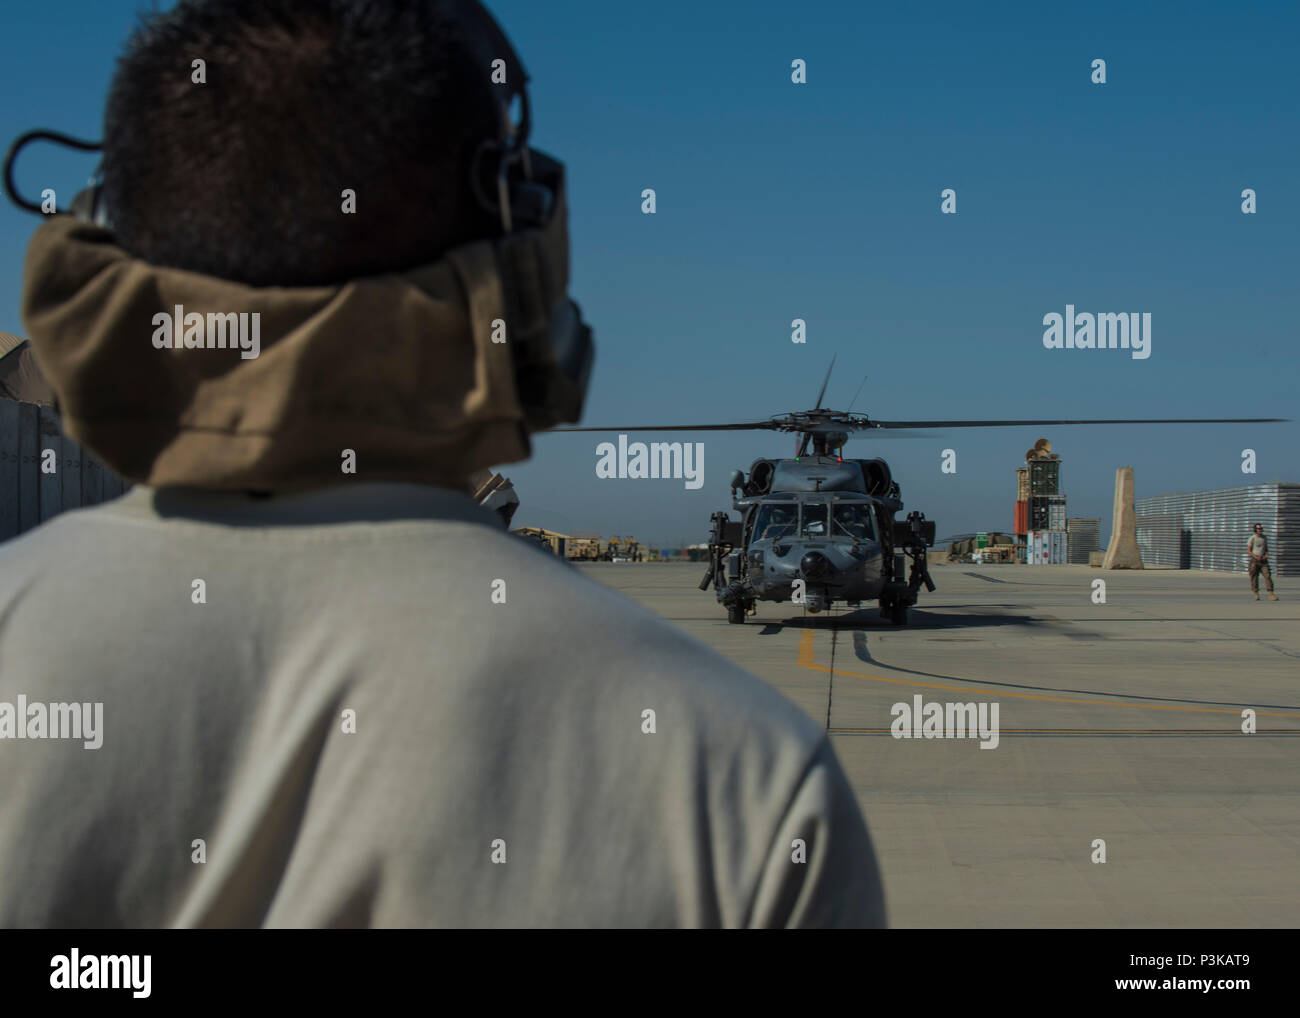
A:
1029;494;1066;531
1013;500;1028;535
1135;484;1299;576
1028;459;1060;496
1026;530;1068;565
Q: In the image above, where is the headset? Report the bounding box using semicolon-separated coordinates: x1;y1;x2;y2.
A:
2;0;593;435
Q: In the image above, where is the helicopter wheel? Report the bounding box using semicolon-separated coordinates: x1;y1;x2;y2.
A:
890;604;909;626
726;603;746;625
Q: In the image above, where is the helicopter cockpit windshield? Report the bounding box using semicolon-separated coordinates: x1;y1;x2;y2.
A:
831;501;875;540
753;502;798;542
800;503;830;537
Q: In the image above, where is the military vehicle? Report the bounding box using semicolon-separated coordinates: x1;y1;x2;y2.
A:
565;534;602;561
602;536;642;562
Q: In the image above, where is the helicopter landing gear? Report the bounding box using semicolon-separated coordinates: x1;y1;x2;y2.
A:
727;602;746;625
879;596;909;626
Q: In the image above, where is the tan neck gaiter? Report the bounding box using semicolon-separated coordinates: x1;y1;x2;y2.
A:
20;216;531;493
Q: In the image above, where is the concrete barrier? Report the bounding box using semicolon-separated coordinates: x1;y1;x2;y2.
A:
1102;466;1144;569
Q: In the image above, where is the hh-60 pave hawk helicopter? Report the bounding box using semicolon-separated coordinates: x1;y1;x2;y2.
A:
557;362;1283;626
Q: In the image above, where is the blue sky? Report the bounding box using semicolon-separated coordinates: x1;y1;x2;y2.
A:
2;0;1296;546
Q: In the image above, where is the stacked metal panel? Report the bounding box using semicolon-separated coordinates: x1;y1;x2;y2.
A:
1066;517;1101;564
1135;484;1299;577
0;398;129;542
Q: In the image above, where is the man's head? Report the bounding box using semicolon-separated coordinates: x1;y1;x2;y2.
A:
1255;524;1264;534
101;0;505;287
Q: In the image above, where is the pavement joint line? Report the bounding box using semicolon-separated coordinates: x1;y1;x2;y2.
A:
796;629;1300;719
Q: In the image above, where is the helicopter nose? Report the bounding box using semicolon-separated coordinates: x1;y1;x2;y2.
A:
800;550;832;581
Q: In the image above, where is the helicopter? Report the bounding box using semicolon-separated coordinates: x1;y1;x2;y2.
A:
555;361;1285;626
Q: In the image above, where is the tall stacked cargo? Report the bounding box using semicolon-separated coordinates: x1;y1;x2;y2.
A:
1013;501;1028;535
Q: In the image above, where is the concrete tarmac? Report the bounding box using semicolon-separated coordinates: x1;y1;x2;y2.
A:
579;560;1300;928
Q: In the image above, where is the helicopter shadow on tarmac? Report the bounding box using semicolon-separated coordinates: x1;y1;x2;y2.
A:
756;605;1041;635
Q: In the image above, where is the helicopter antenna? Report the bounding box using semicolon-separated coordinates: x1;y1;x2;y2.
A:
846;374;868;413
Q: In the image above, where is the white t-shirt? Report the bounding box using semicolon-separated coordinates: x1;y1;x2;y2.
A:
0;482;884;927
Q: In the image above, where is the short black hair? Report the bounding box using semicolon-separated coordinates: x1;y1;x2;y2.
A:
102;0;505;286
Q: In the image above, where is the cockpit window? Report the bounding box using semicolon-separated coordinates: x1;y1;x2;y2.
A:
831;502;875;540
800;503;829;537
753;502;798;542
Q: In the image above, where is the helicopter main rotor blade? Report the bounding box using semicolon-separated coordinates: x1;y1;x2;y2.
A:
813;355;836;411
868;417;1287;429
548;413;1289;436
548;421;782;432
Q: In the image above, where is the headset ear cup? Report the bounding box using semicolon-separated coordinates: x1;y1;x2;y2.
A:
469;141;502;222
544;300;593;425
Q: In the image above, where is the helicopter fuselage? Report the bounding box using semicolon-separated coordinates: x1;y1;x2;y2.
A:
702;454;936;624
736;492;888;610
